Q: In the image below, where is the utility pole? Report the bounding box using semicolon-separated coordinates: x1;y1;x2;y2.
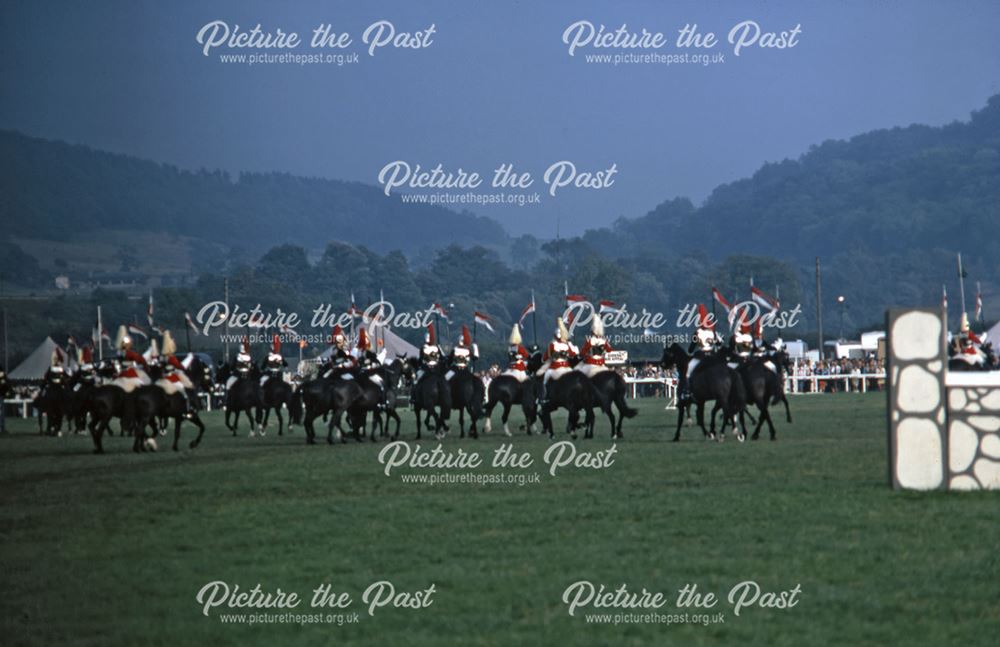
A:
815;257;824;361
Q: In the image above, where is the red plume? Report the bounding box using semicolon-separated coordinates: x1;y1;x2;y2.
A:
329;325;343;344
272;334;281;354
426;323;436;345
82;346;93;363
357;328;370;350
697;304;714;331
461;325;472;347
241;336;249;353
124;349;147;367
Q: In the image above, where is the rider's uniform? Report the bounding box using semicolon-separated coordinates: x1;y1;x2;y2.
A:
446;326;478;381
501;323;530;381
577;316;612;378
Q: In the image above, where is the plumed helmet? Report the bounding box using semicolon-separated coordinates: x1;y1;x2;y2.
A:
461;325;472;347
591;316;605;338
557;317;569;342
161;330;177;356
272;334;281;355
425;323;436;345
509;324;522;346
115;325;131;351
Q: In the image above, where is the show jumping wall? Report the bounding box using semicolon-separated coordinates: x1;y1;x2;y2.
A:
886;308;1000;490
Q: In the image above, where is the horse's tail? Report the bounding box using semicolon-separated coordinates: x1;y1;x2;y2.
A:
613;375;638;418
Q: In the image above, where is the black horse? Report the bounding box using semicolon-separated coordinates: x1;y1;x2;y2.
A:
299;368;365;444
403;358;451;440
447;364;485;439
728;350;792;441
132;355;213;451
537;368;598;440
661;343;745;442
88;381;137;453
218;362;261;436
257;372;295;436
370;359;404;440
588;369;638;439
34;374;68;436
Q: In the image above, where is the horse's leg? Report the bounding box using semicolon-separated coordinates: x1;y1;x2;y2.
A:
189;413;206;449
752;402;766;440
765;406;777;441
483;399;494;434
391;410;401;439
415;406;423;440
566;407;578;440
696;402;711;439
275;408;284;436
673;404;684;442
781;393;792;423
458;408;465;439
173;416;182;451
304;411;317;445
89;415;105;454
500;402;513;437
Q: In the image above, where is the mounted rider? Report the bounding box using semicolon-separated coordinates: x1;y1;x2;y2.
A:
501;324;530;382
419;323;442;378
951;313;986;367
576;315;612;378
113;325;151;392
355;328;388;409
537;317;576;405
446;325;478;380
226;337;253;391
732;317;754;359
326;325;355;378
74;346;98;389
43;347;67;389
261;334;287;386
680;305;721;404
156;330;195;417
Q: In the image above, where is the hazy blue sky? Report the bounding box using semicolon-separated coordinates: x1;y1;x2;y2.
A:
2;0;998;237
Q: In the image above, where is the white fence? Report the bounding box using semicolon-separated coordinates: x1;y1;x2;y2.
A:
623;373;887;399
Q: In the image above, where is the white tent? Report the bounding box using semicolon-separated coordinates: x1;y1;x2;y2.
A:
317;323;418;362
9;337;63;381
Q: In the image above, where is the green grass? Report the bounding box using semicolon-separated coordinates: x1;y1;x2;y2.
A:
1;394;997;646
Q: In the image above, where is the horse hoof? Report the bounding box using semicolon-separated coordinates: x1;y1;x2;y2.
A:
93;448;104;454
189;441;198;449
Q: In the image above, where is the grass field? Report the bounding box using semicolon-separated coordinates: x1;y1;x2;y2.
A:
1;394;997;646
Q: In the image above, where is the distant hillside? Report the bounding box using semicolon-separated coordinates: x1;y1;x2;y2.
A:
0;130;508;257
587;94;1000;263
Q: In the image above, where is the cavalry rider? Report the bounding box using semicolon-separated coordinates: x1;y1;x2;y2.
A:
113;325;151;392
576;315;613;378
447;326;478;380
419;323;442;377
951;313;986;367
156;330;195;417
326;325;356;378
731;318;754;359
43;347;68;389
261;335;287;386
680;305;722;404
227;338;253;391
501;324;530;382
537;317;576;405
75;346;97;387
355;328;389;409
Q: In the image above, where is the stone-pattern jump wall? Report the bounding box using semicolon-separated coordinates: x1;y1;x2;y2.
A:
887;308;1000;490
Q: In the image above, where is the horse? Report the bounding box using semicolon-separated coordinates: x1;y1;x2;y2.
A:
65;370;99;434
88;382;136;454
537;367;599;440
587;369;638;439
728;350;792;441
257;370;295;436
299;367;365;444
131;355;214;451
661;343;745;442
217;362;261;436
402;358;451;440
447;363;485;439
34;376;68;436
370;359;404;440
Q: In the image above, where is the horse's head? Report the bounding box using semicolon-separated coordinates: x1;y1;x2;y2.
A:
185;355;214;392
660;343;688;370
770;349;793;375
526;350;544;374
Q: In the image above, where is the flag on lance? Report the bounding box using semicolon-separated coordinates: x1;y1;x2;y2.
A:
348;292;361;317
598;300;622;314
750;286;779;312
565;293;587;305
474;311;495;333
184;312;200;336
432;303;451;322
127;323;149;339
518;298;536;325
712;287;733;314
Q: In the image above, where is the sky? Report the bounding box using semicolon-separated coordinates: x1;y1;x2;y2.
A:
2;0;999;238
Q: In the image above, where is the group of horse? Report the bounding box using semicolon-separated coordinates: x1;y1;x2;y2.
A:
22;341;795;452
295;352;637;445
660;343;794;442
